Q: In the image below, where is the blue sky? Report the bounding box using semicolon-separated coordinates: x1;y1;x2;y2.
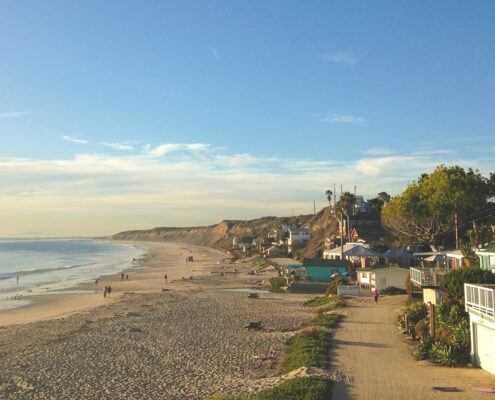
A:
0;1;494;236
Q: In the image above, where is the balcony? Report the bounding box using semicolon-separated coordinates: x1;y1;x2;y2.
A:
464;283;495;318
410;267;449;288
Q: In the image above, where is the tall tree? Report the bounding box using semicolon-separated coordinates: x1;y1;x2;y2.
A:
325;189;333;206
336;192;356;242
377;192;391;203
382;165;494;250
367;197;384;213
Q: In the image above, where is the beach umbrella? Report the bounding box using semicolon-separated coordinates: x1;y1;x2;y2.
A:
424;254;447;263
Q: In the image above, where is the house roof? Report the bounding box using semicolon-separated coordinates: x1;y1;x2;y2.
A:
476;247;495;256
382;249;415;258
289;227;310;233
303;258;348;268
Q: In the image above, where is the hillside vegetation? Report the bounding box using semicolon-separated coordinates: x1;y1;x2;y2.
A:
112;207;338;258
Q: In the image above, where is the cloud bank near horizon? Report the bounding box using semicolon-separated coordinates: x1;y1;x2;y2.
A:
0;143;493;236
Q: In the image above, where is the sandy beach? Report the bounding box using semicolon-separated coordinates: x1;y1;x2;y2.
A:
0;241;316;399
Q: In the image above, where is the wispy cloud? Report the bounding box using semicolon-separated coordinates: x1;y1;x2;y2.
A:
314;112;366;126
0;111;29;118
101;142;134;151
323;51;358;66
61;135;88;144
412;149;457;156
144;143;210;157
0;142;493;236
364;147;393;155
210;46;220;59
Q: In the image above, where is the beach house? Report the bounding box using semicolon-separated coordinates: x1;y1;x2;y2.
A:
303;258;348;282
476;247;495;272
464;283;495;375
409;266;449;305
356;265;409;293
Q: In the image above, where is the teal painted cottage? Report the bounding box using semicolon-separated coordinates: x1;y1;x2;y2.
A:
476;247;495;271
302;258;349;282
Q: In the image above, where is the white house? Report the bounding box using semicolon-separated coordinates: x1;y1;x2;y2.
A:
288;227;310;246
464;283;495;375
357;266;409;293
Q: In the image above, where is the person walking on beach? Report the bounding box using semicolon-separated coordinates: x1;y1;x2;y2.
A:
164;274;167;282
372;289;379;304
121;272;124;280
103;286;108;298
16;276;19;285
107;285;112;297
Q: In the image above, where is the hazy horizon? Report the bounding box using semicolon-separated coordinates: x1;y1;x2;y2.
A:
1;1;494;237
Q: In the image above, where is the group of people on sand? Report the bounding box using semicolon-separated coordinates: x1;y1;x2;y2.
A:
103;285;112;298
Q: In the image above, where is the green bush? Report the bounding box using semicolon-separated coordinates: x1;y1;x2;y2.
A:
269;276;287;289
414;319;429;339
397;302;428;329
304;295;344;308
309;312;342;329
415;336;434;360
284;328;332;373
440;266;495;304
431;342;456;367
254;377;333;400
208;377;333;400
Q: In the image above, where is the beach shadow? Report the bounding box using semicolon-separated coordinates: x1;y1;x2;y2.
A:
343;320;385;325
332;339;391;349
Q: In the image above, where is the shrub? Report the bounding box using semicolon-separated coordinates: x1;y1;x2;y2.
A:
434;326;453;345
309;312;342;329
254;377;333;400
269;276;287;289
381;287;406;295
405;273;412;300
284;327;332;373
440;266;495;304
414;319;429;339
325;277;343;296
415;336;434;360
397;302;428;329
304;295;344;307
431;342;456;367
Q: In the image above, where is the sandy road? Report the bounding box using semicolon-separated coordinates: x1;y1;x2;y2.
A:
330;295;495;400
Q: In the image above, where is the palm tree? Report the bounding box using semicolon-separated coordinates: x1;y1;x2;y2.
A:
325;189;333;206
336;192;356;242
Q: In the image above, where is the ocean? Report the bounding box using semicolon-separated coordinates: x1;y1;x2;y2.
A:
0;238;146;311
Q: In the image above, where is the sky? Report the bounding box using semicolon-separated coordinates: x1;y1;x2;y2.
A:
1;1;494;237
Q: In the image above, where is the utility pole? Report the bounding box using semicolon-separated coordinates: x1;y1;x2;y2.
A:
333;183;336;209
340;212;344;260
340;184;343;196
313;200;316;215
454;212;459;250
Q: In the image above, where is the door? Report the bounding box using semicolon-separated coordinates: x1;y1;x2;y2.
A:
475;324;495;375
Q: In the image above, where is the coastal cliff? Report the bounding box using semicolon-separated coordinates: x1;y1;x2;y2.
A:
112;207;339;258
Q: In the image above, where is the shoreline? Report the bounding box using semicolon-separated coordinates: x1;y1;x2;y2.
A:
0;241;232;327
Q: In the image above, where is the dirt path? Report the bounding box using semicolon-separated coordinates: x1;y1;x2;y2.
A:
330;295;495;399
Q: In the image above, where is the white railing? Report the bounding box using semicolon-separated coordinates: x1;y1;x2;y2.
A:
465;283;495;318
410;268;422;285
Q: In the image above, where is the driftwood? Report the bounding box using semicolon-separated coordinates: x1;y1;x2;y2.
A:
246;321;262;330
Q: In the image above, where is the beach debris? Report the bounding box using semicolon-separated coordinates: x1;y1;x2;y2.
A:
432;387;461;392
248;293;259;299
126;312;141;317
246;321;263;330
129;327;144;333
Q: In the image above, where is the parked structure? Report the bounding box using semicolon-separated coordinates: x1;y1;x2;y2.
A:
464;283;495;375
